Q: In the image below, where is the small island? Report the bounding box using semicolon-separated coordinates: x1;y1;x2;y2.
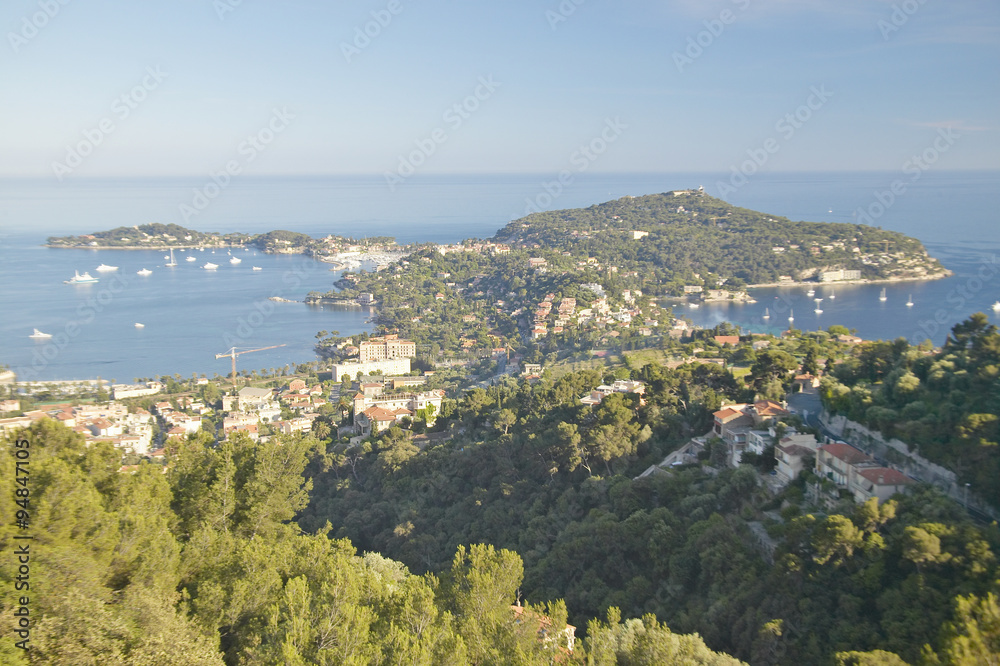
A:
46;223;407;258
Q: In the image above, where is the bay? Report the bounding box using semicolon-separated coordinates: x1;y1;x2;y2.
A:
1;171;998;382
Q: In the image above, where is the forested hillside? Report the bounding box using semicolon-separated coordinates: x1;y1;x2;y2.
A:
821;313;1000;507
495;191;946;286
301;346;1000;665
0;419;742;665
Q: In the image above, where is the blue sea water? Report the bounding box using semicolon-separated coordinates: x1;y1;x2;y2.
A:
1;172;998;381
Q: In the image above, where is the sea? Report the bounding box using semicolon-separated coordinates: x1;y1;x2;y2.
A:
1;171;998;383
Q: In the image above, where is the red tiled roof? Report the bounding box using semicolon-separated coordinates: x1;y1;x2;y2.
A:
713;407;745;421
754;400;789;417
819;442;873;465
857;467;913;486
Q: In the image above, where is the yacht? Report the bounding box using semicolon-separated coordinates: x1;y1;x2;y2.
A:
65;271;99;284
134;323;145;328
252;266;262;271
203;262;219;270
879;287;887;302
230;256;242;265
95;263;118;272
29;328;52;339
688;302;700;309
165;248;178;267
906;295;914;307
992;300;1000;312
806;287;815;297
186;256;197;262
762;307;770;320
137;268;153;276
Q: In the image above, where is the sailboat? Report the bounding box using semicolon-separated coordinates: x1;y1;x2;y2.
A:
814;298;824;314
763;307;770;320
906;295;914;307
828;290;836;300
806;287;815;297
165;248;178;267
879;287;887;302
788;309;795;323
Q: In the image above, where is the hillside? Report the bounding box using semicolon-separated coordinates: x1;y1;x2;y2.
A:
494;191;949;287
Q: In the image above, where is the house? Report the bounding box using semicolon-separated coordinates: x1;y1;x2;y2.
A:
714;335;740;347
712;404;751;438
581;380;646;406
851;467;915;504
511;603;576;655
237;387;273;411
288;379;307;393
774;433;819;482
816;442;873;487
793;373;821;391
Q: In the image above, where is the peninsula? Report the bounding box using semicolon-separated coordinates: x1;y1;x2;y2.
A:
46;222;406;258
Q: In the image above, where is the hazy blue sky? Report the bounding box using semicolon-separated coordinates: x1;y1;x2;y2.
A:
1;0;997;179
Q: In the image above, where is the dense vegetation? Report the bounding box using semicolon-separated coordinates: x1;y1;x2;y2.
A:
0;419;742;665
301;340;1000;665
494;192;946;287
822;313;1000;507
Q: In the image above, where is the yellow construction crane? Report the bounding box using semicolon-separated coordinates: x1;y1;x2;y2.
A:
215;345;286;391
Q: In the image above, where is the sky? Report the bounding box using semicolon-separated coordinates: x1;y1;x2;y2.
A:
1;0;998;179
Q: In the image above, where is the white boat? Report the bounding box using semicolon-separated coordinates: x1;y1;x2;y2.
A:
992;300;1000;312
165;248;177;267
203;262;219;270
65;270;98;284
762;307;770;320
252;266;262;271
230;256;242;265
829;290;836;300
906;295;914;307
814;307;823;314
29;328;52;339
96;263;118;272
186;256;197;262
137;268;153;276
688;302;700;309
806;287;815;297
788;309;795;323
134;323;145;328
879;287;887;302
